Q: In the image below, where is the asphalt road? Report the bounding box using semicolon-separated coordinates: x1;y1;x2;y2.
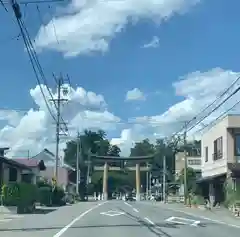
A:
0;200;240;237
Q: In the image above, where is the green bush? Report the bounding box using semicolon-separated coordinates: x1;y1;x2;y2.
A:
38;186;52;206
51;186;65;206
1;183;20;206
2;182;37;208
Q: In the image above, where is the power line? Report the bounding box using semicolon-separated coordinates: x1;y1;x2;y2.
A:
10;0;68;134
2;0;64;4
19;21;68;131
188;75;240;129
170;76;240;139
0;0;8;11
187;84;240;133
195;99;240;135
163;74;240;150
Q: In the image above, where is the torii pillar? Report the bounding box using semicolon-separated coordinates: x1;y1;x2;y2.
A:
102;162;109;200
136;163;141;201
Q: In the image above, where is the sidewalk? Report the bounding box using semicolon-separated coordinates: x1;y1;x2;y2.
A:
0;213;23;224
159;202;240;227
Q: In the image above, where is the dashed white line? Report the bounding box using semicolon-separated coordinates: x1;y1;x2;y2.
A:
53;201;108;237
124;202;132;207
191;220;201;227
162;205;240;229
144;217;155;225
133;208;139;213
0;219;12;223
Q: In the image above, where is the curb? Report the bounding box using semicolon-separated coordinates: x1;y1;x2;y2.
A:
0;206;17;214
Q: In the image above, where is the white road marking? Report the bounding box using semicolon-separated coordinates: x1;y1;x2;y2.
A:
144;217;155;225
191;220;201;226
133;208;139;213
163;205;240;229
53;201;108;237
124;202;132;207
100;210;125;217
0;219;12;223
165;216;174;222
165;216;200;226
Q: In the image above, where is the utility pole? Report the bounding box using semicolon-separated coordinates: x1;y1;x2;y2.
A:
163;155;166;203
50;75;68;185
183;121;188;205
76;131;81;195
146;163;149;197
86;149;91;185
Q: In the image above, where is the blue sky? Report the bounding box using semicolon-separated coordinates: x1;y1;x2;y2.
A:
1;0;240;156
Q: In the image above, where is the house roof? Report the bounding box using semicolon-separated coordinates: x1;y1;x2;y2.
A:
32;149;75;171
0;156;32;170
12;158;40;167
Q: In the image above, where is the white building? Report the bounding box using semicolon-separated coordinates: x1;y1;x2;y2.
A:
175;151;201;180
200;114;240;204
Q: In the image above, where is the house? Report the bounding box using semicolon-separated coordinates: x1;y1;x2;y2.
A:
200;114;240;204
175;151;202;180
175;149;201;195
12;158;46;184
29;149;75;191
0;151;45;186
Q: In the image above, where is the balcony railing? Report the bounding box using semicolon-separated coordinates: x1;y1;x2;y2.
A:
212;151;223;161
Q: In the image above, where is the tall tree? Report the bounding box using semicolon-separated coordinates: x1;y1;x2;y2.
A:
130;139;155;156
179;167;197;192
63;129;121;199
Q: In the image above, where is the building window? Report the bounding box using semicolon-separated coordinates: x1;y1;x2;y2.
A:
205;146;208;162
213;136;223;160
9;167;18;182
21;174;32;183
188;159;201;165
234;134;240;156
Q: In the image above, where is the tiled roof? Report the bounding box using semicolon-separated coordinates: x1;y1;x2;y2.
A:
12;158;40;167
0;156;32;170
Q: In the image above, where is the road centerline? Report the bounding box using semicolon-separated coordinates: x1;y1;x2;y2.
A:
53;201;108;237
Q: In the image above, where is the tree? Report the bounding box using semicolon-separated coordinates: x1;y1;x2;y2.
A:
108;145;121;157
130;139;155;157
179;167;197;192
152;138;177;182
63;129;121;199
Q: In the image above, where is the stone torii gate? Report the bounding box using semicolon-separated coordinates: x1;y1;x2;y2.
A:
90;154;154;201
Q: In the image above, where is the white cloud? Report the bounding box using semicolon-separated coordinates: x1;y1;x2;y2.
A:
1;84;120;158
34;0;200;57
125;88;145;101
2;68;239;158
142;36;160;48
131;68;240;141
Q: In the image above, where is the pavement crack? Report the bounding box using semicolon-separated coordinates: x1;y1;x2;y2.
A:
118;207;173;237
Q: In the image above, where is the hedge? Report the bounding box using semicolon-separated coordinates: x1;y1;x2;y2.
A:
1;182;38;207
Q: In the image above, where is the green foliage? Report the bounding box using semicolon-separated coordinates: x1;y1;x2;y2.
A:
224;179;240;207
179;167;197;192
2;182;37;207
52;186;65;206
38;186;52;206
64;129;121;199
63;128;200;194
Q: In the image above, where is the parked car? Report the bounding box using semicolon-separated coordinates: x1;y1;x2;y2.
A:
125;193;135;201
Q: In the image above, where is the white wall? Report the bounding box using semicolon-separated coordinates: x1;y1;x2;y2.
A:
201;115;240;178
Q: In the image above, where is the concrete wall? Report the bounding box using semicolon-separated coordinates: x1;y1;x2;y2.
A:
3;163;22;184
2;163;38;185
175;152;201;179
39;167;68;190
